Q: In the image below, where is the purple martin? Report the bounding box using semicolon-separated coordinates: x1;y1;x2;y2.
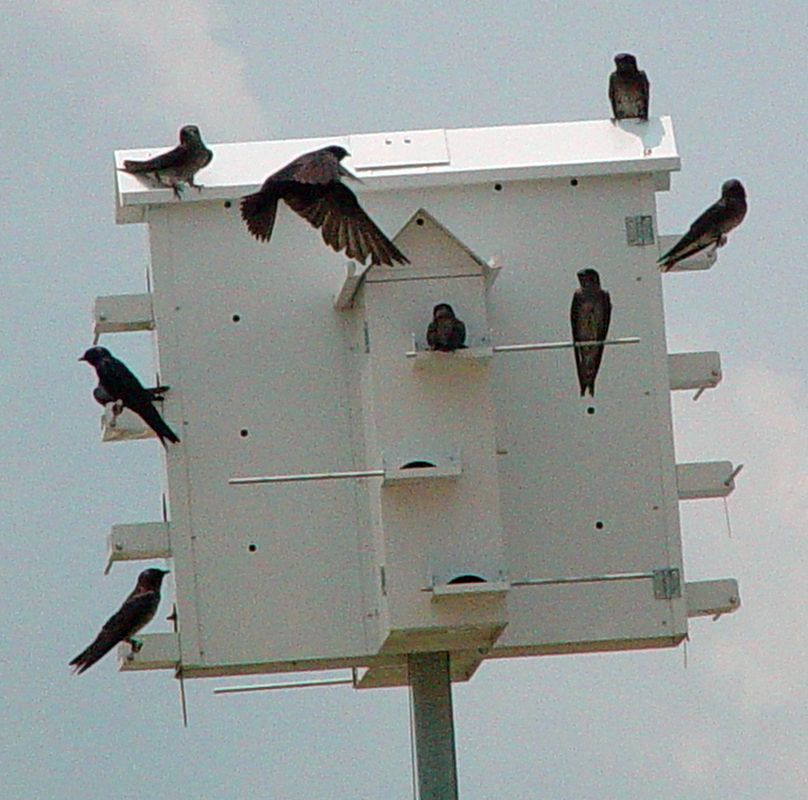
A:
571;269;612;397
609;53;649;121
658;179;747;271
427;303;467;351
79;347;180;447
70;568;169;675
119;125;212;199
240;145;409;266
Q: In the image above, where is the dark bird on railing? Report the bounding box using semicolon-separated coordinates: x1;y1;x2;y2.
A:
427;303;467;351
79;346;180;447
609;53;650;121
119;125;212;199
658;179;747;271
240;145;409;266
571;268;612;397
70;569;169;675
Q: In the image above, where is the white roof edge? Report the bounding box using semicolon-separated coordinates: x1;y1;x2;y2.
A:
115;116;679;224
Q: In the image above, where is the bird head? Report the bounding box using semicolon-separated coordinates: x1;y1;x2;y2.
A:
721;179;745;200
180;125;202;144
577;268;602;288
79;346;112;365
137;568;170;591
433;303;456;319
614;53;639;72
325;145;350;161
329;146;361;182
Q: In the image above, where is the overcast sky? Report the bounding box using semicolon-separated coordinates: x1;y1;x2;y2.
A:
3;2;807;798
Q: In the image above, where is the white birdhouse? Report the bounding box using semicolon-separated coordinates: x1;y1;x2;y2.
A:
102;118;740;685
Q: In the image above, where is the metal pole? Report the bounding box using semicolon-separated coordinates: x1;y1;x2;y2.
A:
229;468;385;485
408;652;459;800
213;677;354;695
492;336;640;353
405;335;639;358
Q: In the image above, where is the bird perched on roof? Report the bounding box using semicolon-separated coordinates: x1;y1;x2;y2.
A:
119;124;212;199
79;346;180;447
658;179;747;271
240;145;409;266
570;269;612;397
609;53;650;121
70;568;169;675
427;303;467;351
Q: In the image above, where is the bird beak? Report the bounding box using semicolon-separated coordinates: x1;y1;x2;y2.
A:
78;355;87;362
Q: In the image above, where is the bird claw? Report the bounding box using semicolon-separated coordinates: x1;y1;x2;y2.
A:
108;399;125;428
129;638;144;654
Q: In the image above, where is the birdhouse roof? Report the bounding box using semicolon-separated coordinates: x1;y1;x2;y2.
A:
334;209;498;307
115;117;679;223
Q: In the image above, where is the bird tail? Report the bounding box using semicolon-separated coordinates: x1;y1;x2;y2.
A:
240;192;279;242
578;378;596;396
575;346;600;397
121;159;149;174
134;403;180;447
657;234;708;271
70;639;115;675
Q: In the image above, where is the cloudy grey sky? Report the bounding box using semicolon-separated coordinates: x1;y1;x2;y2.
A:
3;2;806;798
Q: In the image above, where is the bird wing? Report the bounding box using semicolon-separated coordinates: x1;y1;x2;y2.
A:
240;190;280;242
570;291;589;393
132;403;180;446
286;183;408;266
98;357;152;407
598;290;612;343
570;291;584;337
608;72;619;116
266;149;341;185
122;144;189;174
658;198;727;267
427;320;439;349
291;150;342;184
70;591;158;674
638;71;650;119
453;318;467;348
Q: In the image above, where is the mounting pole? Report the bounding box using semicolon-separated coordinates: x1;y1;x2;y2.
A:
408;652;459;800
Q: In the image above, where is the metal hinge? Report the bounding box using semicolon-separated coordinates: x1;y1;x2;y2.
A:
653;568;681;599
363;321;371;353
379;565;387;596
625;215;655;246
